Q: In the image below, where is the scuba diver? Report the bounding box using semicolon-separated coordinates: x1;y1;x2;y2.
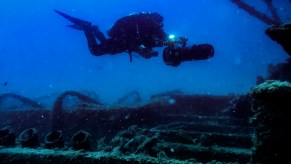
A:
55;10;214;66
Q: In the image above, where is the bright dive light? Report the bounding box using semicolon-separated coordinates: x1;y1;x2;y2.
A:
169;34;175;39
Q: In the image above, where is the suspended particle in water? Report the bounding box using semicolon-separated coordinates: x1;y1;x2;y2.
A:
168;98;176;105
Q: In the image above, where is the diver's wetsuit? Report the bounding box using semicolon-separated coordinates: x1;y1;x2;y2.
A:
83;12;167;60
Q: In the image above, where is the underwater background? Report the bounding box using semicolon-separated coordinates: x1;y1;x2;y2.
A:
1;1;291;163
0;0;290;103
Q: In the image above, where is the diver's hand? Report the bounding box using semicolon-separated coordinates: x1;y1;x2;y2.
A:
137;47;158;59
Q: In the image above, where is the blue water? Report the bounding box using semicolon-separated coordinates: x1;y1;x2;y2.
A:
0;0;290;103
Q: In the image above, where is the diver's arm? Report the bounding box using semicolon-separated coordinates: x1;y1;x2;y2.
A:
136;47;158;59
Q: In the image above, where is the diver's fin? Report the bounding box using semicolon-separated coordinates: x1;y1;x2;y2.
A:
54;10;91;30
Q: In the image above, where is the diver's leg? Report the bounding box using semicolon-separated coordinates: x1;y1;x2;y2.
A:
55;10;106;56
84;28;104;56
92;26;106;43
